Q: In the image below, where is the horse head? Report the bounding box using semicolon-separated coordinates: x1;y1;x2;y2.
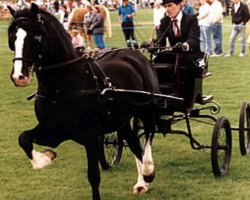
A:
8;3;76;87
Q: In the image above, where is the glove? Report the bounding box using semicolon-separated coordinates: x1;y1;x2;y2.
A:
172;42;183;52
173;42;190;52
182;42;189;51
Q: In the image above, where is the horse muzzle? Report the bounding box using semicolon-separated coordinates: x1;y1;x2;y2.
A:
12;74;32;87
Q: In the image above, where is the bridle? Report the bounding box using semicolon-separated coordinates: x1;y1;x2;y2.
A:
11;16;88;72
11;15;112;101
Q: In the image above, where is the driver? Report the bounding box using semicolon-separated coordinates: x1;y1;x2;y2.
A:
157;0;200;53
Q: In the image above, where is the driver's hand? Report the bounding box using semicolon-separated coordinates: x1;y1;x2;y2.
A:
182;42;189;51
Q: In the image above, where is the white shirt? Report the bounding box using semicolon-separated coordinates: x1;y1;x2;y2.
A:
172;11;182;35
198;3;210;26
208;0;223;24
234;2;240;13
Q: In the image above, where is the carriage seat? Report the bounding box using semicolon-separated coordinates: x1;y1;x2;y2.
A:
152;51;212;111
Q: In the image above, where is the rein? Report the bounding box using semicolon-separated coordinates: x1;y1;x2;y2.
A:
38;55;86;71
27;54;112;101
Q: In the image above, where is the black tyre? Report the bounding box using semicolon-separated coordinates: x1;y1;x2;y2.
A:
239;101;250;155
211;116;232;177
98;132;123;170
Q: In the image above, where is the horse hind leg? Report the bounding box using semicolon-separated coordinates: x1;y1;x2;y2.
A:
133;117;156;194
116;122;149;193
119;122;143;162
133;135;155;194
142;135;155;183
18;125;58;170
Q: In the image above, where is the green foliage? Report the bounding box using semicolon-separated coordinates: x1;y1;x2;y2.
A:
1;8;250;200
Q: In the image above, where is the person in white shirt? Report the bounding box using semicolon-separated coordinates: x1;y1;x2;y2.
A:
153;0;166;38
207;0;223;57
197;0;211;54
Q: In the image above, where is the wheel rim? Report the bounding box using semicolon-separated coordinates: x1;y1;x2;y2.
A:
212;117;232;177
216;126;231;175
103;132;123;165
239;102;250;155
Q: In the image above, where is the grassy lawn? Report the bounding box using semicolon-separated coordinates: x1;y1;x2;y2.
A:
1;8;250;200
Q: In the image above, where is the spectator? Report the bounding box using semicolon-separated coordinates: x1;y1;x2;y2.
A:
89;6;106;50
182;0;195;15
225;0;230;16
84;5;94;48
59;4;69;30
118;0;139;49
153;0;166;39
71;29;85;53
53;0;59;13
224;0;250;57
197;0;212;54
207;0;223;57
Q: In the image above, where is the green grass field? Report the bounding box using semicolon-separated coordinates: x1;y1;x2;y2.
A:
1;8;250;200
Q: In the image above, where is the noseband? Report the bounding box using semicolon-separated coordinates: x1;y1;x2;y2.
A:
12;57;33;64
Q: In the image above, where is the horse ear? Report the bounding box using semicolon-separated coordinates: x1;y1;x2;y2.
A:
30;3;39;18
7;5;16;18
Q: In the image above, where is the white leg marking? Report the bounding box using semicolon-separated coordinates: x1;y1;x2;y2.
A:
30;149;53;170
12;28;27;80
133;157;149;194
142;139;154;176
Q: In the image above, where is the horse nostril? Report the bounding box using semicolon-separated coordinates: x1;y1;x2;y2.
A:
18;75;25;80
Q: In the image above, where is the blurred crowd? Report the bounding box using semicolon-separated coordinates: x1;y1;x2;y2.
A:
1;0;250;56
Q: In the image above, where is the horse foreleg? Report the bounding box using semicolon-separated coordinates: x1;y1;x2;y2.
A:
85;137;101;200
18;125;57;170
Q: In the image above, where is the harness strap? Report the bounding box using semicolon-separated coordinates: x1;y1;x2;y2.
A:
27;55;112;101
38;55;86;71
13;57;33;64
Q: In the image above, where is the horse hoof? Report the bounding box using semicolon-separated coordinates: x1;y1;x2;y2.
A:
143;171;155;183
42;149;57;161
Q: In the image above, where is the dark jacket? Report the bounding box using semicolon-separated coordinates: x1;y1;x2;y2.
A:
231;2;250;25
157;12;200;53
89;13;105;35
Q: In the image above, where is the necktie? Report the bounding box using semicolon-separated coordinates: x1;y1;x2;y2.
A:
173;19;181;37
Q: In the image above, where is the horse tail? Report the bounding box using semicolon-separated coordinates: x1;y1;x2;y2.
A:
101;5;112;38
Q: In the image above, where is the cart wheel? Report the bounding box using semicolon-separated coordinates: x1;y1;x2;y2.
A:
98;131;123;170
239;101;250;155
211;116;232;177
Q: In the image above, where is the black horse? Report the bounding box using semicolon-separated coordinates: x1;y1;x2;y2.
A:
7;4;159;200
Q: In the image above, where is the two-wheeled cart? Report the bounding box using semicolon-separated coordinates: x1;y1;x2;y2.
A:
97;48;250;177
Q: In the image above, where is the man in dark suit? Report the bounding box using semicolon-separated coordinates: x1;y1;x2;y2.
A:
157;0;200;53
154;0;203;132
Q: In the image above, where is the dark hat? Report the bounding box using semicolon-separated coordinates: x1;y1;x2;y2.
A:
161;0;182;5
